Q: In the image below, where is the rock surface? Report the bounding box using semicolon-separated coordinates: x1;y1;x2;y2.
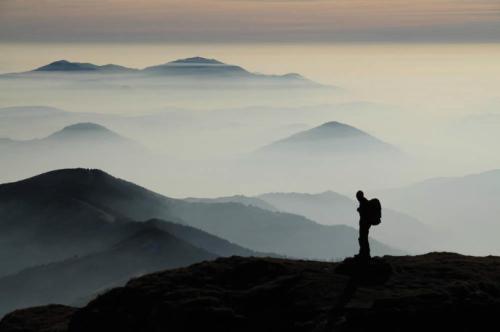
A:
3;253;500;332
0;305;76;332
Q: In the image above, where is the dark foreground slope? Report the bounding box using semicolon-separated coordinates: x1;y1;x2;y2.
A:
3;253;500;332
0;305;77;332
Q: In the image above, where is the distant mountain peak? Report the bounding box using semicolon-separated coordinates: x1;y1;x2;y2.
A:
169;57;225;65
5;168;114;187
144;56;248;76
54;122;114;134
49;60;70;65
34;60;99;72
260;120;401;156
47;122;123;141
276;121;372;144
320;121;347;127
60;122;110;132
316;121;367;133
33;60;134;73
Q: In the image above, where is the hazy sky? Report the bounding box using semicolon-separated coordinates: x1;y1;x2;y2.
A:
1;0;500;43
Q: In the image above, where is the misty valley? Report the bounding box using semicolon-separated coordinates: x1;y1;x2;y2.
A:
1;53;500;331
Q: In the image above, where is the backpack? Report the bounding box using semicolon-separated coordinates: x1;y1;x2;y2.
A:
369;198;382;226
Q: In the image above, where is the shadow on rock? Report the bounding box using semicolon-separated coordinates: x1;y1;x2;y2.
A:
335;257;392;286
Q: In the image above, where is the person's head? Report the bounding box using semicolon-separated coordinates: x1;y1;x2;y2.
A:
356;190;364;201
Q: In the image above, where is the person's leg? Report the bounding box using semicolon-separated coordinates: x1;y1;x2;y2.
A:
358;222;363;256
359;223;371;258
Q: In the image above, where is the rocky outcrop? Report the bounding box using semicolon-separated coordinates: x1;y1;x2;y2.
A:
0;305;76;332
3;253;500;332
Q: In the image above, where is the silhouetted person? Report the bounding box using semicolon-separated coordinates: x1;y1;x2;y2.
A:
355;190;382;260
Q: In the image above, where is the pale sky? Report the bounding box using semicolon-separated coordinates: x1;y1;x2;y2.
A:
1;0;500;43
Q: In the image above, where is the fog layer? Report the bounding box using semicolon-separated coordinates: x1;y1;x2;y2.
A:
1;44;500;256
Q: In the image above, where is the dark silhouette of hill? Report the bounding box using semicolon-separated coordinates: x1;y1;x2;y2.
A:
142;56;311;83
0;305;76;332
0;169;258;277
171;57;223;65
259;121;400;156
0;224;216;316
143;57;250;77
257;191;434;252
0;169;398;278
33;60;136;73
0;168;262;315
4;57;316;86
4;253;500;332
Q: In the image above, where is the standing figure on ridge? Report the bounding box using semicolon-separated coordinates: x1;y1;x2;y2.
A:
355;190;382;260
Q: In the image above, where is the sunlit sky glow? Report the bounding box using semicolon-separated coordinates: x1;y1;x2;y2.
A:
1;0;500;43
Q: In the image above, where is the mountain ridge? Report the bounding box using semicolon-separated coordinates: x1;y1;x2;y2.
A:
2;57;317;85
143;56;249;76
257;191;434;253
34;60;136;73
0;168;400;266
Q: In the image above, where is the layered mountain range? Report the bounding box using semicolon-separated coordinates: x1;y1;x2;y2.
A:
189;191;433;252
0;168;400;316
